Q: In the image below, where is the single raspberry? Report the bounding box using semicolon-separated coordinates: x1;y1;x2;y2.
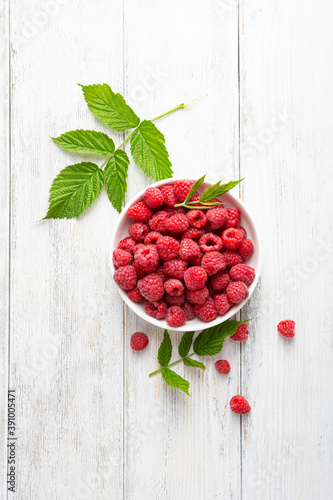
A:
230;264;255;287
144;231;162;245
201;251;226;276
179;238;201;261
226;281;249;304
164;206;187;216
130;332;149;351
114;265;137;290
223;250;243;267
230;395;251;414
214;294;231;315
230;323;249;341
155;266;169;283
128;223;149;242
199;233;223;253
112;249;133;268
181;227;205;240
211;270;230;290
277;320;295;338
137;274;164;301
163;258;188;279
134;244;159;273
143;186;164;208
149;211;168;233
166;306;186;327
117;236;137;253
144;299;167;319
156;236;180;261
164;278;184;297
174;180;195;202
127;287;143;302
165;294;185;306
160;184;178;207
222;228;244;250
225;208;241;228
132;260;148;279
238;226;247;238
194;297;218;322
238;239;254;260
165;214;189;233
206;207;228;229
182;301;195;320
127;201;152;223
215;360;230;374
184;266;208;291
187;210;207;228
186;286;209;305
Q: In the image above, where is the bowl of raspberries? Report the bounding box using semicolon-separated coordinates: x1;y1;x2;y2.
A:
112;178;261;331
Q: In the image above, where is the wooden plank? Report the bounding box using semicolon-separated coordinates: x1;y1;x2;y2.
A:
240;1;333;498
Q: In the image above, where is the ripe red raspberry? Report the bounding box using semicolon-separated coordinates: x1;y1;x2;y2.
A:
181;227;205;240
164;206;187;216
223;250;243;267
214;294;231;315
194;297;218;322
227;281;249;304
230;264;255;287
134;244;159;273
156;236;180;261
155;266;169;283
225;208;241;228
127;201;152;223
163;258;188;279
112;249;133;268
130;332;149;351
144;231;162;245
132;260;148;279
128;223;149;242
114;265;137;290
164;278;184;297
238;226;247;238
127;287;143;302
189;251;204;266
143;186;164;208
166;306;186;327
230;323;249;341
137;274;164;301
144;299;167;319
206;207;228;229
179;238;201;260
165;213;189;233
201;251;226;276
182;301;195;320
186;286;209;305
165;294;185;306
238;239;254;260
117;236;137;253
187;210;207;228
277;320;295;338
149;211;168;233
184;266;208;290
211;270;230;290
230;395;251;414
215;360;230;374
174;179;195;202
222;228;244;250
199;233;223;253
160;184;178;207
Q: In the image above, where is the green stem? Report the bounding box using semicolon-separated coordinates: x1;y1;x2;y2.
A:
151;102;186;122
149;352;195;377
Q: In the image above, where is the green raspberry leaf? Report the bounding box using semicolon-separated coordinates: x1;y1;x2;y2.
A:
184;174;206;204
80;84;140;131
183;358;206;371
44;162;104;219
161;368;191;396
178;331;195;358
104;150;129;213
199;178;244;202
130;120;173;181
52;130;115;156
158;330;172;367
193;319;250;356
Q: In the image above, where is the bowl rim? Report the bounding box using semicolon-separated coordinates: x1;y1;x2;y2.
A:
111;177;262;332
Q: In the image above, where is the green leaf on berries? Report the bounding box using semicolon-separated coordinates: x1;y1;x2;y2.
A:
193;319;249;356
161;368;191;396
184;174;206;204
178;331;195;358
52;130;115;156
104;150;129;212
199;178;244;202
158;330;172;367
183;358;206;371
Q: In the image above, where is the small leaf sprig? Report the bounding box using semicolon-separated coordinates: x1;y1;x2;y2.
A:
149;319;250;396
175;174;244;210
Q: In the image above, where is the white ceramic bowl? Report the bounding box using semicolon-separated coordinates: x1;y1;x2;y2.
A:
111;178;261;331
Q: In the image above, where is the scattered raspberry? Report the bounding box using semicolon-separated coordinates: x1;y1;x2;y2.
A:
277;320;295;338
225;208;241;228
149;211;168;233
143;186;164;208
127;201;152;223
199;233;223;253
113;265;137;290
215;360;230;374
230;264;255;287
155;266;169;283
211;270;230;290
194;297;218;322
165;213;189;233
164;278;184;297
206;207;228;229
227;281;249;304
184;266;208;290
156;236;180;261
222;228;244;250
127;287;143;302
179;238;201;260
144;231;162;245
230;323;249;341
134;244;159;273
137;274;164;301
238;239;254;260
144;299;167;319
166;306;186;327
187;210;207;228
165;294;185;306
163;258;188;279
223;250;243;267
174;179;195;202
230;395;251;414
128;223;149;242
214;294;231;315
130;332;149;351
113;249;133;268
132;260;148;279
117;236;137;253
160;184;178;207
181;227;205;240
182;301;195;320
201;251;226;276
186;286;209;305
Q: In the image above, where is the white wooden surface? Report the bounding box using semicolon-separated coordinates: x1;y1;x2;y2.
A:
1;0;333;499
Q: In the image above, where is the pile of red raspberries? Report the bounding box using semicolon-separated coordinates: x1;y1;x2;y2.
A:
113;180;255;328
